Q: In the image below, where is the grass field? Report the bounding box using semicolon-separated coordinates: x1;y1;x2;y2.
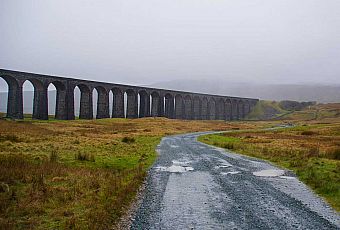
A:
0;117;259;229
199;111;340;211
1;103;339;228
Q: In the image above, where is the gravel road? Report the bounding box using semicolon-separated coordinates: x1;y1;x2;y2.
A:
131;132;340;230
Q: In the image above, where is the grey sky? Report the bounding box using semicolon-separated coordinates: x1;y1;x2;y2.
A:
1;0;340;91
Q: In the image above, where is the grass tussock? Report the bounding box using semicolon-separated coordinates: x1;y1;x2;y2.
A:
199;122;340;211
122;136;135;143
75;151;95;162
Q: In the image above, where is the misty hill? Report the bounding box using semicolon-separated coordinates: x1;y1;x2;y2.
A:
151;80;340;103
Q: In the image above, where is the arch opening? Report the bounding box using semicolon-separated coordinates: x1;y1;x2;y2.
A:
0;77;7;118
0;75;22;119
22;80;34;118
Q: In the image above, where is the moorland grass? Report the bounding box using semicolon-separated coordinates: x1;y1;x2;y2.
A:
0;117;257;229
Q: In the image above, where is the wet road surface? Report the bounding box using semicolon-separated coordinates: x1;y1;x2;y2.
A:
131;132;340;229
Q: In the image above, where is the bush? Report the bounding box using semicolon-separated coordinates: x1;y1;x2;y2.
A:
75;152;95;162
223;143;234;150
72;139;80;145
122;137;135;143
301;130;317;136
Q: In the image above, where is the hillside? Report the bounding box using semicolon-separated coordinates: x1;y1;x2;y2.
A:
247;101;340;121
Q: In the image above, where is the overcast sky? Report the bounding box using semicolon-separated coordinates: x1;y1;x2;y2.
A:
1;0;340;91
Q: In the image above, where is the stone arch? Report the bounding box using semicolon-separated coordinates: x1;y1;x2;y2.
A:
139;90;150;118
111;87;124;118
175;94;184;119
164;93;174;118
201;97;208;120
225;99;232;121
193;96;201;120
208;98;216;120
74;84;92;119
151;91;162;117
0;75;22;119
183;95;192;120
126;89;138;118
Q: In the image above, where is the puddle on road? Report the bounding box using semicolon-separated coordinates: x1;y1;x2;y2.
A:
221;171;240;175
214;158;233;169
156;160;194;173
253;169;285;177
279;176;296;180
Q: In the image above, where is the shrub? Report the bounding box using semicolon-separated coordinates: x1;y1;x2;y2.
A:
75;152;95;162
122;137;135;143
72;139;80;145
301;130;316;136
223;143;234;150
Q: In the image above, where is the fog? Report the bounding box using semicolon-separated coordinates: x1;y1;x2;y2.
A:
1;0;340;92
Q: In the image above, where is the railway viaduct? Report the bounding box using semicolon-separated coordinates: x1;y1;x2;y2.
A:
0;69;258;121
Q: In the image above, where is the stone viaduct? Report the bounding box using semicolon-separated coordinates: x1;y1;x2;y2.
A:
0;69;258;121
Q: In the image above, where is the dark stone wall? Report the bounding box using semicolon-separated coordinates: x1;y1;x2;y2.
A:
0;69;258;121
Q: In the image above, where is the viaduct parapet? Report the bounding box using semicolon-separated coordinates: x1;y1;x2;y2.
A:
0;69;258;121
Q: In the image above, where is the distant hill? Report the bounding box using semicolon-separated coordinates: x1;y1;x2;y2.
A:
151;80;340;103
246;101;340;121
